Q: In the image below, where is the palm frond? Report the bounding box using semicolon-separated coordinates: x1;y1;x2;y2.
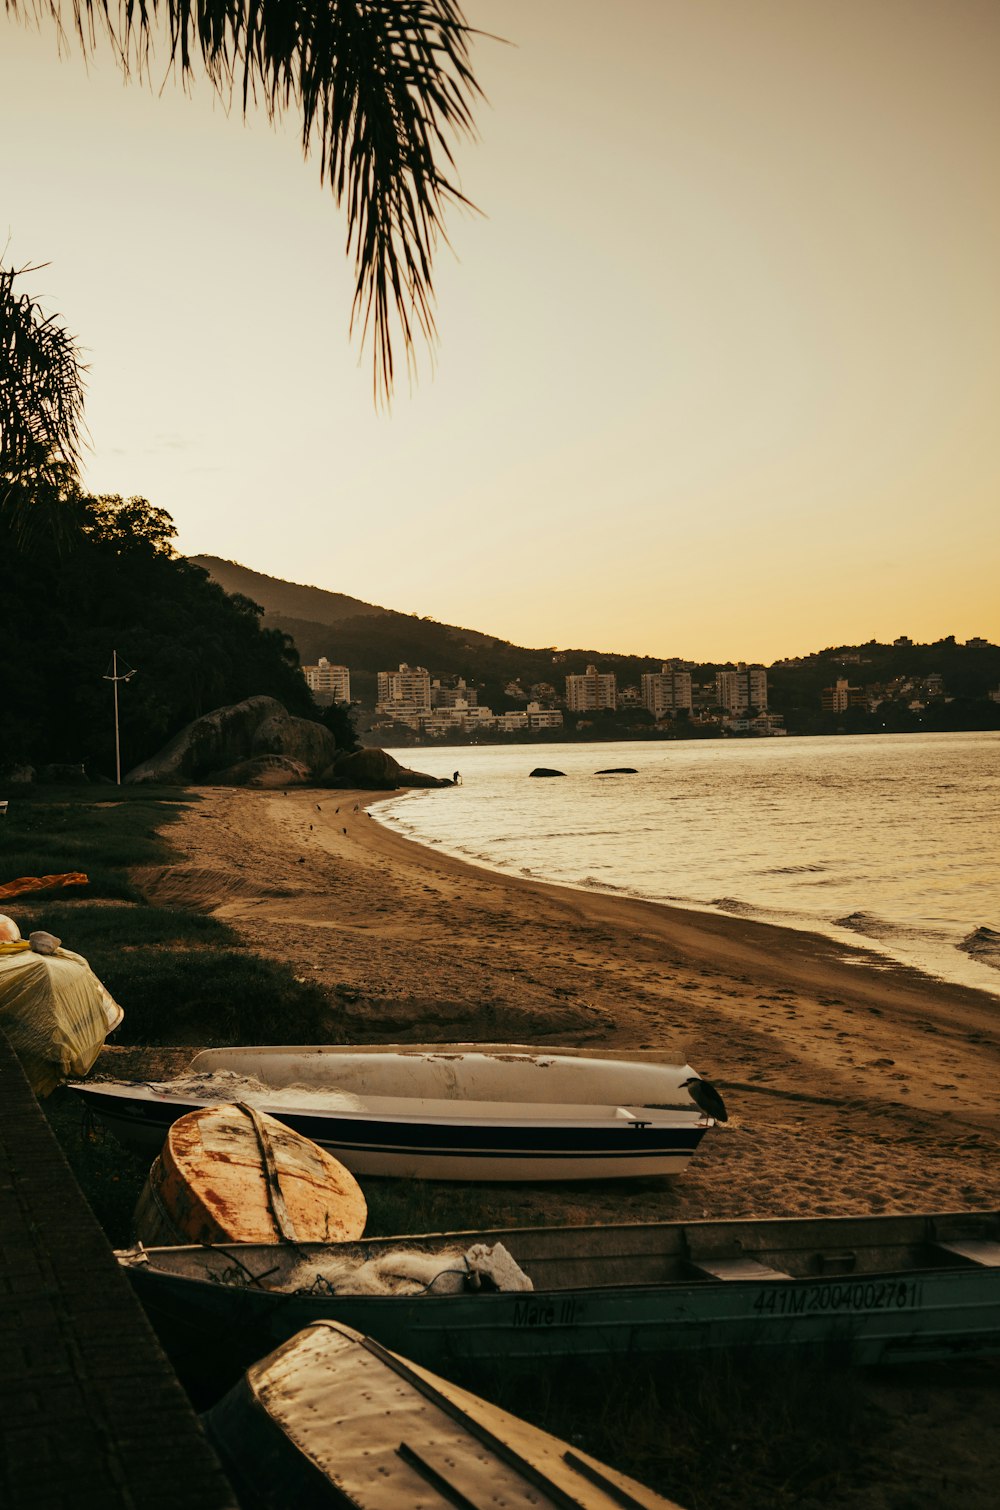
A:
0;262;87;487
9;1;483;400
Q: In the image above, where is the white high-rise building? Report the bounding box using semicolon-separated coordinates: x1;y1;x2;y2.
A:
641;665;693;719
376;663;432;724
565;665;617;712
715;663;768;714
302;657;351;703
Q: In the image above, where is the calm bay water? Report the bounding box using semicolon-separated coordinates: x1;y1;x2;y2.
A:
380;733;1000;997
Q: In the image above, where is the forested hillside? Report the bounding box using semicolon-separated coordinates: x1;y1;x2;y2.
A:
190;555;664;709
2;500;314;777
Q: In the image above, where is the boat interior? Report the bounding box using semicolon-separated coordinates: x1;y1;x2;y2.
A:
187;1045;699;1109
127;1210;1000;1292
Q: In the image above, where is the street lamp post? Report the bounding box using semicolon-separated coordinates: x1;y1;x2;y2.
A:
103;651;137;785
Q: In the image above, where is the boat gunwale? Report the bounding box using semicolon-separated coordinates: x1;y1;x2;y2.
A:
67;1079;707;1131
118;1207;1000;1296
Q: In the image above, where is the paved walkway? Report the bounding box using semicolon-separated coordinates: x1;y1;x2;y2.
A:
0;1030;238;1509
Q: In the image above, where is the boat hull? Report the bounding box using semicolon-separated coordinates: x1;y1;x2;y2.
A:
69;1083;707;1181
119;1211;1000;1381
203;1321;679;1509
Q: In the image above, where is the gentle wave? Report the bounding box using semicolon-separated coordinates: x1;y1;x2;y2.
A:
959;926;1000;969
379;733;1000;998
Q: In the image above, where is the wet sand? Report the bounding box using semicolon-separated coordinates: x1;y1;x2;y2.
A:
132;784;1000;1229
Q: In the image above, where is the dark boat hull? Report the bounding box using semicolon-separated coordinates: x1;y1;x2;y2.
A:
120;1210;1000;1386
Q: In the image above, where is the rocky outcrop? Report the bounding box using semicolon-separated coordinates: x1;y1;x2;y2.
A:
529;767;565;778
251;712;336;773
595;767;638;774
205;755;313;788
125;697;335;785
331;748;451;790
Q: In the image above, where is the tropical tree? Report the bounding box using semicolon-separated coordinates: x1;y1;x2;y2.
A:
0;263;86;503
6;0;482;401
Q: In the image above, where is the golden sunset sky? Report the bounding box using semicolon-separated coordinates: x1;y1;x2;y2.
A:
3;1;998;662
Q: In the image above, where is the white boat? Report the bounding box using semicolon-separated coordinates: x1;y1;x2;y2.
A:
69;1042;713;1181
202;1319;682;1508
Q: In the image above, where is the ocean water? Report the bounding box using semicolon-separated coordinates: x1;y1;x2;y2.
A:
378;733;1000;998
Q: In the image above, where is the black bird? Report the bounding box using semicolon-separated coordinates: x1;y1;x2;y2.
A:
681;1075;728;1123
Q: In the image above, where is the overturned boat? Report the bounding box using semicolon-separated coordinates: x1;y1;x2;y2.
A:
133;1101;367;1247
71;1043;712;1181
118;1208;1000;1374
202;1319;681;1509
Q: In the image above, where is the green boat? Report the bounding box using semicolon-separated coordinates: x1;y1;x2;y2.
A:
118;1208;1000;1382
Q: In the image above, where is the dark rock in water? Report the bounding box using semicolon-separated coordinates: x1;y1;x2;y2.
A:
529;767;566;778
595;767;638;775
126;696;336;785
958;925;1000;964
331;748;451;790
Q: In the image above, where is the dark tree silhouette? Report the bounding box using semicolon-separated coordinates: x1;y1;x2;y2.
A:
0;264;86;498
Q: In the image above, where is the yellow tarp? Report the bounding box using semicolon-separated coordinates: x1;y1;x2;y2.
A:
0;947;122;1097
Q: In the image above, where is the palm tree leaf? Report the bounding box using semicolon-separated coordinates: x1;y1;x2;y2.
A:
0;263;87;487
9;1;483;399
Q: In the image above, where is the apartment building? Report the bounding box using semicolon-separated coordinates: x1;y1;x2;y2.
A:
431;677;478;709
302;657;351;703
565;665;617;712
821;678;866;713
715;663;768;714
376;663;432;726
641;665;693;719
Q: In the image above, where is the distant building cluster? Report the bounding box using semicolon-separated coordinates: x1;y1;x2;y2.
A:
302;652;786;738
373;664;565;736
564;662;769;714
821;671;949;714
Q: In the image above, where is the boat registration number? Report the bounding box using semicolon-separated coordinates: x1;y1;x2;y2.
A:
753;1279;922;1316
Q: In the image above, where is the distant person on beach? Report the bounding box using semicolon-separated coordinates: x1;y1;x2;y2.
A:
453;771;462;785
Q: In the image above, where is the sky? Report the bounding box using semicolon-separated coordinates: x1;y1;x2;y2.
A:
3;1;999;663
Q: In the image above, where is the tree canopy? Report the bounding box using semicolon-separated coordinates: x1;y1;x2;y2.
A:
0;486;318;775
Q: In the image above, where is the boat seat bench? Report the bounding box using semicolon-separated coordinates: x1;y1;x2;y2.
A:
933;1239;1000;1267
689;1257;793;1282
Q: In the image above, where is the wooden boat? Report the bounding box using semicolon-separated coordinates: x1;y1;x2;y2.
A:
70;1042;711;1181
202;1319;681;1509
118;1208;1000;1374
132;1101;367;1246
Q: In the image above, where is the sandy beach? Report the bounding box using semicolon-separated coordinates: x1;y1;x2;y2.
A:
106;780;1000;1509
131;783;1000;1231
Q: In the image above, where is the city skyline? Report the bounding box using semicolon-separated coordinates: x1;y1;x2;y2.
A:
3;1;999;661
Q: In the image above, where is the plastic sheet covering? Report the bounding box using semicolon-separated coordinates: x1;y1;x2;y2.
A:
0;947;124;1097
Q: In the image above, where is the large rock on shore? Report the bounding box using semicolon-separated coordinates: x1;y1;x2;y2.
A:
331;748;452;790
205;755;313;788
126;697;336;786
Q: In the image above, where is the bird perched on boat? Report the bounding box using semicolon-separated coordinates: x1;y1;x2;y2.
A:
681;1075;728;1123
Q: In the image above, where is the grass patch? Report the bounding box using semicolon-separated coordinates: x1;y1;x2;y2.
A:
0;784;188;898
13;901;234;950
104;949;335;1046
1;786;335;1047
